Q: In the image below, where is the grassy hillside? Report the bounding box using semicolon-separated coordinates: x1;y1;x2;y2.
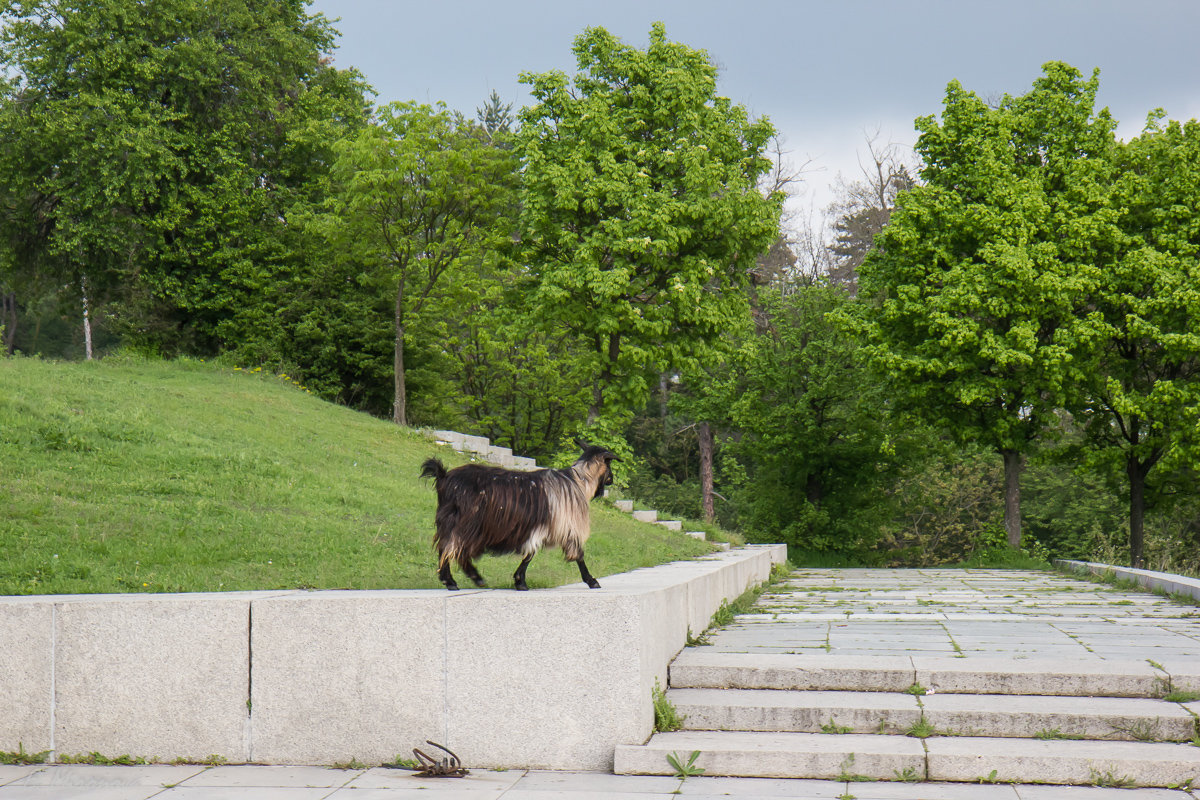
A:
0;355;714;595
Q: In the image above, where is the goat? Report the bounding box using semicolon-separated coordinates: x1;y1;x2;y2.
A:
420;445;619;591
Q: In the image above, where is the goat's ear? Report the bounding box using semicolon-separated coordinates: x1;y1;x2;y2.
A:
606;452;621;462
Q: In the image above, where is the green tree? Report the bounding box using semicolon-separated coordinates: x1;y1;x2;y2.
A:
315;101;516;426
516;22;782;426
704;284;910;552
853;62;1121;549
0;0;368;355
1073;116;1200;567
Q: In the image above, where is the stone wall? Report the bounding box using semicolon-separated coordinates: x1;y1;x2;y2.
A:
0;545;785;770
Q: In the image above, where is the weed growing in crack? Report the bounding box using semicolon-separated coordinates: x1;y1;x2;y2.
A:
665;750;704;779
653;680;685;732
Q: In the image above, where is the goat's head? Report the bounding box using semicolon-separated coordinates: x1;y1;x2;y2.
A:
575;444;620;498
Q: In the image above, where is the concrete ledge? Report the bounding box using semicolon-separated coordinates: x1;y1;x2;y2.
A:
0;545;785;769
1056;559;1200;603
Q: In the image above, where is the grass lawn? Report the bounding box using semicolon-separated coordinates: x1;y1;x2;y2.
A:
0;354;716;595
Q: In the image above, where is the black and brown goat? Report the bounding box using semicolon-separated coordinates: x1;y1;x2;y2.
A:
420;445;619;591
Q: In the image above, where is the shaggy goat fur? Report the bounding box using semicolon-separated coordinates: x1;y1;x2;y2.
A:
420;445;618;590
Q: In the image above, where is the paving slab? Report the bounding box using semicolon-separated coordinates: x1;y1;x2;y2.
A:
333;767;525;798
673;775;849;797
159;787;334;799
176;765;360;787
0;766;44;786
6;765;206;787
838;782;1021;800
0;788;171;800
498;791;679;800
506;770;680;793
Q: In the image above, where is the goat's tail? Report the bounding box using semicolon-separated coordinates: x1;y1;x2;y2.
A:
420;457;447;485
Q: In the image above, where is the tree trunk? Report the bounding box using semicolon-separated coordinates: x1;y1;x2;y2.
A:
1127;455;1147;569
587;382;603;427
805;473;821;507
2;291;17;356
393;287;406;426
659;373;670;427
81;275;93;361
587;332;621;425
699;421;715;522
1001;449;1024;549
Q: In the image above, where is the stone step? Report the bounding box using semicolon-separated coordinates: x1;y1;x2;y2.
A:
614;730;1200;786
669;687;920;734
922;692;1199;742
632;509;658;523
486;446;515;467
614;730;924;781
656;520;682;531
925;736;1200;787
670;651;918;693
670;650;1175;698
667;687;1199;741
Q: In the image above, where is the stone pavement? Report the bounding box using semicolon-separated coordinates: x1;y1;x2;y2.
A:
713;568;1200;664
2;763;1198;799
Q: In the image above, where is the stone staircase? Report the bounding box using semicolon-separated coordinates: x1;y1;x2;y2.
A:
614;571;1200;788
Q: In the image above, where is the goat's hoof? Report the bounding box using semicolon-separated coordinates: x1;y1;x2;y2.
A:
514;583;529;591
586;580;601;589
444;583;460;591
471;578;487;588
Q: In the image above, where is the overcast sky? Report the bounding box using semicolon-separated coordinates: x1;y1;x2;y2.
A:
307;0;1200;216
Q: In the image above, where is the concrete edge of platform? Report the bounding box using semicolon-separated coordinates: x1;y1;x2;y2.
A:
1056;559;1200;603
0;545;786;771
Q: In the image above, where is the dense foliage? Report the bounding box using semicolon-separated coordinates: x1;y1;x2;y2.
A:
3;7;1198;572
517;22;783;427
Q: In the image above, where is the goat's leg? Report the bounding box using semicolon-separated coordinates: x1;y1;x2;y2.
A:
576;556;601;589
512;552;534;591
437;555;460;591
460;558;487;588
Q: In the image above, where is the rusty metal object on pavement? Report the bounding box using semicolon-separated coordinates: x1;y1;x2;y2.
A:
411;740;469;778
